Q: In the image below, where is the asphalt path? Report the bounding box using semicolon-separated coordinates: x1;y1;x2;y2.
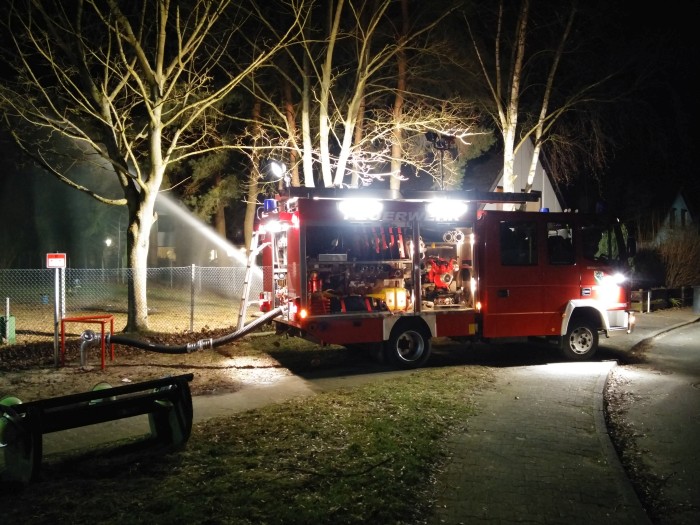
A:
608;322;700;525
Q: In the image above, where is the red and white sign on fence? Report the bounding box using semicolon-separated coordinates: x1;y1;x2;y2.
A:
46;253;67;269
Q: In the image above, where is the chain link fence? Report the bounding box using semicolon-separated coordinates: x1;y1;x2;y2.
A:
0;265;264;346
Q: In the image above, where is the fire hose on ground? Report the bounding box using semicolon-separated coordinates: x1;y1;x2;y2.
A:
79;305;286;362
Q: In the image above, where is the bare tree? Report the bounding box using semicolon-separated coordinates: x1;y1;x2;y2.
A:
251;0;488;192
519;4;575;201
388;0;410;191
0;0;296;331
181;0;496;251
466;0;529;200
464;0;620;208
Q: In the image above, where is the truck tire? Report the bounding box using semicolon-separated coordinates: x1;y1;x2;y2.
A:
385;326;431;369
561;320;598;360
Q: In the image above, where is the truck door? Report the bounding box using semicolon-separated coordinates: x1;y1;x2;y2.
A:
480;217;543;338
541;220;578;335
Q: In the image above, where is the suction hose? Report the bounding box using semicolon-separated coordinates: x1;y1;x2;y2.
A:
80;306;286;355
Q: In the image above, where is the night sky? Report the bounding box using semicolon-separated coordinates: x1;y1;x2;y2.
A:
598;2;699;218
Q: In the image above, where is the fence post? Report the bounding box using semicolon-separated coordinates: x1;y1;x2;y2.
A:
190;264;195;332
646;290;651;313
52;267;65;367
61;267;66;320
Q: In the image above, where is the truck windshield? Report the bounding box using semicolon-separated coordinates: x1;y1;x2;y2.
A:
581;220;628;265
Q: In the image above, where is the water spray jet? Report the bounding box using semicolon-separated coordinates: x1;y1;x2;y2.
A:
156;193;259;274
79;193;273;356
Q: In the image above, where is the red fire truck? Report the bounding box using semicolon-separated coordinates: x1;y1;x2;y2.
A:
256;187;635;369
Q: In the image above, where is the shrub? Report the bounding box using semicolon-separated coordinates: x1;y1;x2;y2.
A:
658;229;700;288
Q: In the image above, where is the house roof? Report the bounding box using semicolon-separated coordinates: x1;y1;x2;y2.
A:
633;187;699;242
463;141;567;212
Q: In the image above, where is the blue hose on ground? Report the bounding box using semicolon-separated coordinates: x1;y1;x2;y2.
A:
81;306;286;355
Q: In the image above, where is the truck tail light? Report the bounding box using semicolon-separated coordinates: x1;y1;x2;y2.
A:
289;298;307;321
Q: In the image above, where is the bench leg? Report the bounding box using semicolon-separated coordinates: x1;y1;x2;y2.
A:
148;397;193;448
1;422;42;484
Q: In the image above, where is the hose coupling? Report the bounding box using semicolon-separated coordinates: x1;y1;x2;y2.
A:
187;338;213;352
81;329;101;345
80;330;103;367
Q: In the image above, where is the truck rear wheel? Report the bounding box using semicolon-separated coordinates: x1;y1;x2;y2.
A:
385;326;431;369
561;320;598;360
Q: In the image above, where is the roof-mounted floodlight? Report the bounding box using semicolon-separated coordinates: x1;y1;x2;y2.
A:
338;199;383;221
269;161;286;180
259;220;290;234
261;159;288;183
426;200;468;221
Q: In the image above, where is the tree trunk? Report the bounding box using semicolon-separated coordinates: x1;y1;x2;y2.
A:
502;126;517;193
214;173;227;236
125;190;157;332
498;0;529;209
351;97;366;187
519;4;575;210
283;76;301;187
244;178;259;255
244;99;263;254
319;0;344;187
301;24;315;188
390;0;409;191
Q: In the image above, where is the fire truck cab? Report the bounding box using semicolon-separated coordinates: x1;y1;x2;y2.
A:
257;188;635;369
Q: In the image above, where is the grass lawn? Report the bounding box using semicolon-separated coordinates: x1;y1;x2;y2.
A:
1;363;493;524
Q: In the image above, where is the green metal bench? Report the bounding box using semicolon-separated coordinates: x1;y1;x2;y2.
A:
0;373;194;484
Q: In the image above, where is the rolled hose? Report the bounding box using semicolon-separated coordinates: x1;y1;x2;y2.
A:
81;306;286;355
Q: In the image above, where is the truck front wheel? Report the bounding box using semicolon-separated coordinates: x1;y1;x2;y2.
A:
386;327;431;369
561;320;598;360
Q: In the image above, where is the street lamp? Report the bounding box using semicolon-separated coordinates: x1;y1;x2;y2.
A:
425;132;456;190
100;238;113;280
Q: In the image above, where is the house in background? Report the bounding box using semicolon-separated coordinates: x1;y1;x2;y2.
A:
463;139;566;213
627;188;699;289
635;189;698;248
